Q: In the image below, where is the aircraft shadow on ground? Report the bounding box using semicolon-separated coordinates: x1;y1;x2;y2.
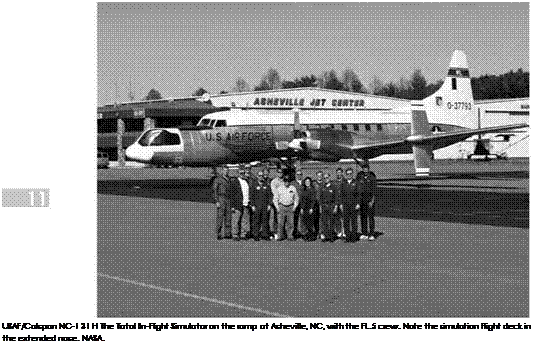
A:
381;170;528;181
379;170;528;190
98;178;529;229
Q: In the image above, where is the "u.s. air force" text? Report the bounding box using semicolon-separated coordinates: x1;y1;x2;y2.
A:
205;132;272;141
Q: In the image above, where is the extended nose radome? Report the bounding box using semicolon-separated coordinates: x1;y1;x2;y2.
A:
125;144;154;163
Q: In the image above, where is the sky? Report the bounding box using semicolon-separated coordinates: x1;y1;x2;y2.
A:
97;2;529;105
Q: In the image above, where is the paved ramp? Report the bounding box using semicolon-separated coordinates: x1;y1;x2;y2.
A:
97;194;528;317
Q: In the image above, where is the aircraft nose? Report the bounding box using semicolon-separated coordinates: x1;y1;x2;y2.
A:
125;144;153;163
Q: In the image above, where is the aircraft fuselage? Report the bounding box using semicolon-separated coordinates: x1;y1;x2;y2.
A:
126;122;463;167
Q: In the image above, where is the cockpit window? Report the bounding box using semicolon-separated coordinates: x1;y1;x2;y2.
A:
214;120;227;127
199;118;211;126
208;119;216;127
138;129;181;146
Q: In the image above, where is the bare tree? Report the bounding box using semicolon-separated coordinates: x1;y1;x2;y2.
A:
255;68;282;90
233;77;250;93
368;76;384;95
254;79;270;91
265;68;282;90
323;70;344;90
396;77;411;99
342;68;365;93
317;71;327;88
341;68;356;91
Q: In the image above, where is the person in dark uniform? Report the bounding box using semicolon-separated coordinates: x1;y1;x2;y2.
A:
333;167;346;239
250;170;272;241
229;166;251;241
356;163;377;241
311;170;323;241
282;164;296;182
340;167;360;242
262;166;271;184
292;169;304;239
319;172;338;242
244;163;255;183
212;165;232;240
299;177;317;241
261;166;274;238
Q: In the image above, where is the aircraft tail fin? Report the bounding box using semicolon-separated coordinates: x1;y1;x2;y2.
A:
411;102;433;177
422;50;475;129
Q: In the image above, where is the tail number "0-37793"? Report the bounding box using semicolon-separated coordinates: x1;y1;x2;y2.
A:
447;102;472;110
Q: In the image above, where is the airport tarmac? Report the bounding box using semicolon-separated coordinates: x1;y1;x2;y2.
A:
97;160;529;317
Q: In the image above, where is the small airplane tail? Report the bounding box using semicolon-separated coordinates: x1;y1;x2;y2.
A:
422;50;475;129
412;50;474;175
410;102;433;176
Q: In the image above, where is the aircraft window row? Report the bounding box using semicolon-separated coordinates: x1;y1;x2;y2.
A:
313;124;384;131
138;130;181;146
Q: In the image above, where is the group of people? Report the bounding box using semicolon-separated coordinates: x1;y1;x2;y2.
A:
212;163;378;243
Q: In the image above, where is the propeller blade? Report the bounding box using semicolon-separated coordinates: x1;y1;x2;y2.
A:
293;108;301;138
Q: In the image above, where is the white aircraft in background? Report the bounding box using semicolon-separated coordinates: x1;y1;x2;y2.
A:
126;51;528;176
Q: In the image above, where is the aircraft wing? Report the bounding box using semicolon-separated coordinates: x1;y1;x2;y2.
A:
404;123;528;150
338;123;528;158
335;139;410;159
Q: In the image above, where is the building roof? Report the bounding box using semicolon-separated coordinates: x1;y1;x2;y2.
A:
97;99;227;119
474;97;529;105
208;87;411;102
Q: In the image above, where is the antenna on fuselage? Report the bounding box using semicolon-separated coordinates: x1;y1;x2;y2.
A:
292;108;303;138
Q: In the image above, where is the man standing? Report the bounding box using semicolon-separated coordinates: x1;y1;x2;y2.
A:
250;170;272;241
319;172;338;242
292;169;305;239
262;166;271;184
312;170;324;240
333;167;346;239
340;167;360;242
269;167;284;238
261;166;274;238
230;166;251;241
212;165;232;240
356;163;377;241
273;176;299;241
244;163;255;182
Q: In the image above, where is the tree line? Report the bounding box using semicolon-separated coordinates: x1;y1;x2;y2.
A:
143;68;528;101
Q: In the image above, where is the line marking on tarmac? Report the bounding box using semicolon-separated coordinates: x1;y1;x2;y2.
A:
98;273;291;318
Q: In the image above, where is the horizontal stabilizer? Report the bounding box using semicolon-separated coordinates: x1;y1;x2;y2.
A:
406;123;529;147
343;123;528;167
